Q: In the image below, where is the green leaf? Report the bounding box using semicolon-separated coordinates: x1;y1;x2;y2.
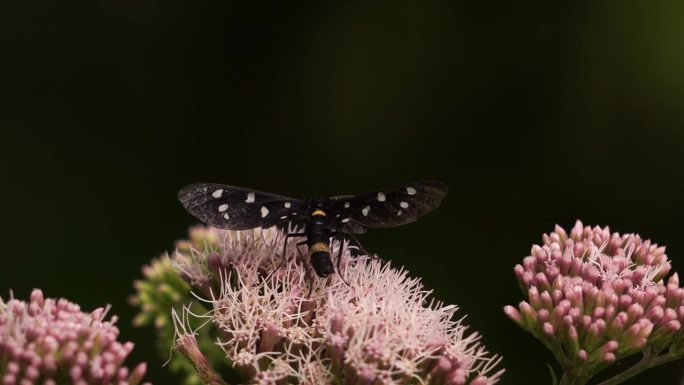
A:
546;363;559;385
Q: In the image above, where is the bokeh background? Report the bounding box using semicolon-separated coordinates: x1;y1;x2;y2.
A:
3;2;684;384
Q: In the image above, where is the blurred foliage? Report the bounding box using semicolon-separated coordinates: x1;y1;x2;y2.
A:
130;256;226;385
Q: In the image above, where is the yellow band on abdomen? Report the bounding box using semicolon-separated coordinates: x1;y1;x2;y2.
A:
309;242;329;254
312;209;326;216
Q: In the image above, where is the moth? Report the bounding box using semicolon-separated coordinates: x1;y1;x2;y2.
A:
177;181;448;278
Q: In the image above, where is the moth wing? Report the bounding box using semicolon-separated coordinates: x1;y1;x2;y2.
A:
327;181;447;229
178;183;306;230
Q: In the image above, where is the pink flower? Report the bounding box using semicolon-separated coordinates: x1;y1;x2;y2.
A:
172;226;504;385
505;220;684;381
0;289;150;385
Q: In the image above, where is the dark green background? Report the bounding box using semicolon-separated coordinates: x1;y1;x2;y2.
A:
3;2;684;384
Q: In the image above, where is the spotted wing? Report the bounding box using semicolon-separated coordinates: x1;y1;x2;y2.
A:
324;195;368;234
327;181;448;231
177;183;306;230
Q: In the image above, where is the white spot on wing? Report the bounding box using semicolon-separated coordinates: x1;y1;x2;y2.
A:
218;204;228;212
223;213;230;219
284;202;291;208
377;192;386;201
342;218;350;223
344;202;350;208
280;215;288;219
261;206;269;217
362;206;370;216
400;201;409;208
397;210;403;216
246;193;255;203
406;187;417;195
212;189;223;198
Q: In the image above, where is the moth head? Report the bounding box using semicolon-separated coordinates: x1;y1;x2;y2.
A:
307;196;329;211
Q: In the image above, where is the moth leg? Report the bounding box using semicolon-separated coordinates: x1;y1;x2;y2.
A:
278;232;306;272
346;232;377;260
333;232;350;287
294;240;315;298
264;232;306;283
326;231;350;285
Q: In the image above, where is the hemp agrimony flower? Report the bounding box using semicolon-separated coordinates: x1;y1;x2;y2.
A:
505;221;684;385
0;289;149;385
168;225;504;385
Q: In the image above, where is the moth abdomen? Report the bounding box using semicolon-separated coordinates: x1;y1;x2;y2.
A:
309;242;334;278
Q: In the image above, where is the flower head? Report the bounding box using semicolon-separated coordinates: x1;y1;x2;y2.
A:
505;220;684;377
172;225;503;385
0;289;150;385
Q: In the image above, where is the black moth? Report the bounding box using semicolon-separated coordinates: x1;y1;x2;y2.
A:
177;181;448;279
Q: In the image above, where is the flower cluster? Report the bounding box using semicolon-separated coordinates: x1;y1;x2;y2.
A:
171;225;504;385
504;221;684;381
0;289;149;385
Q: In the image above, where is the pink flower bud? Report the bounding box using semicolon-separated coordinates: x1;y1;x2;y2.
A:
577;349;588;361
528;286;541;309
538;309;550;322
519;302;538;328
543;323;555;337
503;306;524;328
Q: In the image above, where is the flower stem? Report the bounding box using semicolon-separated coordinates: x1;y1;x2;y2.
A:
595;353;684;385
176;333;228;385
559;371;590;385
